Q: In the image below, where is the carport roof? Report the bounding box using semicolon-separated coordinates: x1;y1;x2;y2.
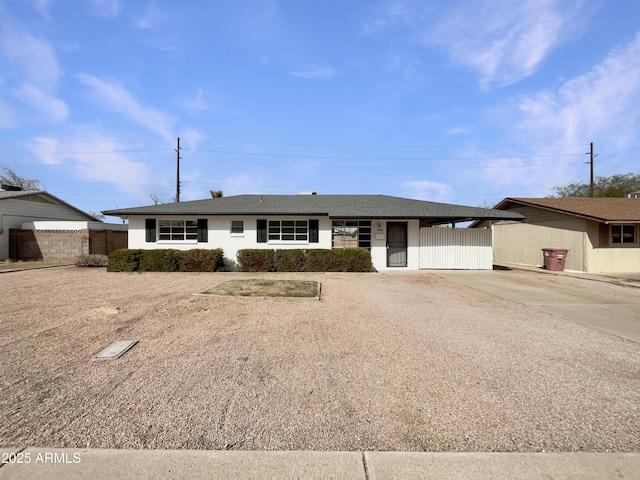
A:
496;197;640;223
103;194;524;223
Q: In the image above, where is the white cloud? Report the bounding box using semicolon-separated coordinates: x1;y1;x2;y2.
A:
179;128;207;151
290;66;337;79
89;0;121;18
365;0;587;87
25;136;60;164
134;3;167;29
76;73;176;139
516;32;640;144
401;180;453;201
13;84;69;122
32;0;52;18
0;27;62;92
26;131;153;199
427;0;584;87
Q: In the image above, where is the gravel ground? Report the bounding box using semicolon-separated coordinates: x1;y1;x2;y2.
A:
1;267;639;452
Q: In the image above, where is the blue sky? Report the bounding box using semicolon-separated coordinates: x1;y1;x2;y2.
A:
1;0;639;218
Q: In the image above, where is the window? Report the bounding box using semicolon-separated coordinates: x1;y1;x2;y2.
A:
145;219;207;243
158;219;198;241
611;224;636;244
332;220;371;249
268;220;308;241
231;220;244;235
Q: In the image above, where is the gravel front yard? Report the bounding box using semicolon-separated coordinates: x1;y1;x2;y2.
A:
1;268;638;452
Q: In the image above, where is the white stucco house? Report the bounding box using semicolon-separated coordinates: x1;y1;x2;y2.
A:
103;193;523;271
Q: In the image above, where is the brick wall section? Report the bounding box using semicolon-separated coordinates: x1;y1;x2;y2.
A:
9;229;128;260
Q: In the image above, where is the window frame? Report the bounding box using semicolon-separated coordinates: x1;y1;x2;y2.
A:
231;220;244;236
149;218;207;244
610;224;638;246
331;220;372;249
158;219;198;242
267;219;309;243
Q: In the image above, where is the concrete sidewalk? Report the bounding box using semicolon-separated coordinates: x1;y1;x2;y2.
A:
1;448;639;479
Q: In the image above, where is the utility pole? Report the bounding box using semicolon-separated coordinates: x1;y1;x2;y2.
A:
175;137;181;202
586;142;598;197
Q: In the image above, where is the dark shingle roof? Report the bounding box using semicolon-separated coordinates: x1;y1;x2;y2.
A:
103;194;524;222
498;197;640;223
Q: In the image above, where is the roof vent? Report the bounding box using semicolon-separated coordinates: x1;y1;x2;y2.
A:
298;192;317;195
1;184;22;192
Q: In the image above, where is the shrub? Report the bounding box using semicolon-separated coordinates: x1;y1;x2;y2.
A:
304;249;372;272
179;248;225;272
274;249;306;272
75;254;109;267
236;249;276;272
138;249;181;272
107;249;143;272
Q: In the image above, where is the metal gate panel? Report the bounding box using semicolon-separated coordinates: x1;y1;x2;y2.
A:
419;227;492;269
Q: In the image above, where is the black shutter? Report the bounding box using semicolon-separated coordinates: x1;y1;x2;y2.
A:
145;219;157;242
309;219;319;243
197;219;208;242
257;219;267;243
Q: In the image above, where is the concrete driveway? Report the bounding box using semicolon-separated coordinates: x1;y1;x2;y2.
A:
434;269;640;344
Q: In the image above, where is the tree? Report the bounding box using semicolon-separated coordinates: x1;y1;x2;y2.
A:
550;173;640;197
210;190;223;198
0;167;41;191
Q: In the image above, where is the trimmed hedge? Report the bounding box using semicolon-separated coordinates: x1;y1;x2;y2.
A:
236;249;276;272
236;248;371;272
304;248;372;272
179;249;225;272
107;249;142;272
274;249;306;272
107;248;225;272
138;249;181;272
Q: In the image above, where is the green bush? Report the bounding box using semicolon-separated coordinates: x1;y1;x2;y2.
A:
274;249;306;272
107;249;142;272
236;249;276;272
108;248;226;272
236;248;372;272
179;249;225;272
75;254;109;267
304;249;371;272
138;249;181;272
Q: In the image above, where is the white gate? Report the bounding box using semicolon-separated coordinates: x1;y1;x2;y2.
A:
419;227;492;269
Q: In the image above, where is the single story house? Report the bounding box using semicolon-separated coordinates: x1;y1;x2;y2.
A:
102;193;523;271
0;186;127;261
471;197;640;273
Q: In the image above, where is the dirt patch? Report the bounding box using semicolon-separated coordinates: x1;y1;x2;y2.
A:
197;279;320;299
1;269;639;452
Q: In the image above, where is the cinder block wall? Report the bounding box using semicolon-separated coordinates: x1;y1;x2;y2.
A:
9;229;128;260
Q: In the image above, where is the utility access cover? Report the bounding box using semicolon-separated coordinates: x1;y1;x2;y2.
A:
95;340;138;360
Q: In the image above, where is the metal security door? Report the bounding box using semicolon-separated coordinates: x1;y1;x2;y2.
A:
387;222;408;267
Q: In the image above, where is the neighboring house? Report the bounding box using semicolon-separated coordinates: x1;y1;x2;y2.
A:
0;186;127;261
471;197;640;273
102;193;523;271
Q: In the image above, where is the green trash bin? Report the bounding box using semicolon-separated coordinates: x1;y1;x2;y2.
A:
542;248;569;271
